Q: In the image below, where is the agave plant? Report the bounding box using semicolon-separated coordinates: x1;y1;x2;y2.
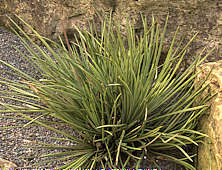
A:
0;15;213;169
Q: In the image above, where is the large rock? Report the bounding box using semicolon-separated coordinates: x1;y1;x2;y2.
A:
1;0;222;70
196;61;222;170
0;0;140;42
0;158;17;169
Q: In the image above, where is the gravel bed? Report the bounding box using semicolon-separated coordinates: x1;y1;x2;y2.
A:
0;26;186;169
0;26;76;169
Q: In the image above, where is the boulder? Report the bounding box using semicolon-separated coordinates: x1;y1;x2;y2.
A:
0;0;140;42
1;0;222;70
0;158;17;169
196;61;222;170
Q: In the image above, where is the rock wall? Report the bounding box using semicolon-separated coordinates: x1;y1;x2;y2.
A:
196;61;222;170
1;0;222;70
0;0;140;42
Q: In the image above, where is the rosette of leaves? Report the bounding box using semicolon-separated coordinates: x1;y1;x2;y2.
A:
0;15;213;169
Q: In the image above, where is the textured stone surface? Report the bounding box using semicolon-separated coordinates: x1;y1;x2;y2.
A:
0;0;140;41
0;158;17;169
1;0;222;70
196;61;222;170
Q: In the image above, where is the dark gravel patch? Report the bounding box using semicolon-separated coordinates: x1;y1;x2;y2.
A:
0;26;75;169
0;26;186;169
